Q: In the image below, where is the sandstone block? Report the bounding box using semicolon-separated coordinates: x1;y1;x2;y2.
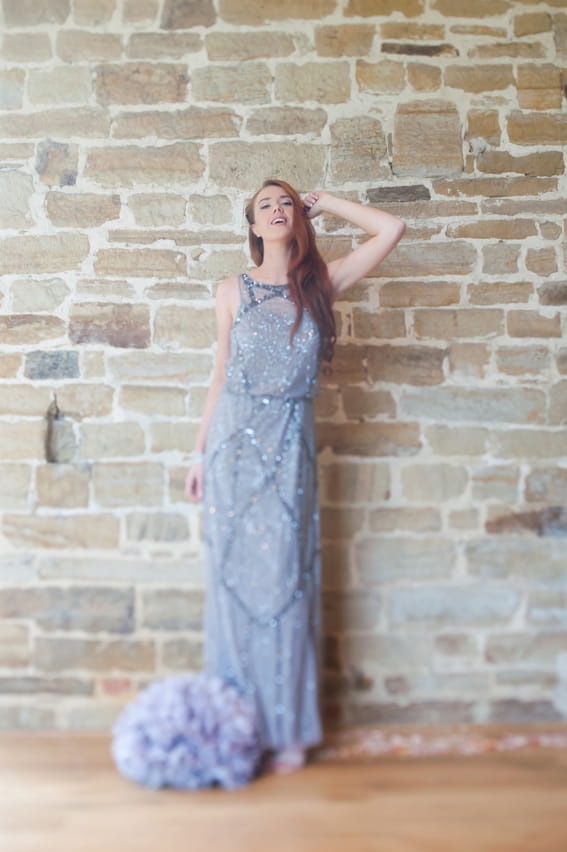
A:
0;423;45;460
485;504;567;537
401;463;468;501
330;116;388;183
206;30;293;60
448;342;489;379
0;624;29;667
124;0;158;22
341;387;396;419
108;352;212;384
46;192;120;227
507;310;561;338
13;279;70;313
468;281;532;305
161;0;215;27
28;67;91;105
516;63;562;110
400;387;545;425
0;354;22;377
0;69;24;109
162;638;203;670
356;537;454;584
0;385;51;417
80;423;145;459
127;31;200;58
391;584;520;627
246;107;327;137
85;143;204;186
380;242;477;279
369;507;441;533
0;587;133;633
142;589;203;630
352;309;405;340
495;346;549;376
466;109;501;145
219;0;335;24
95;63;187;105
145;282;209;300
407;63;441;91
393;100;463;177
323;589;381;633
56;30;122;61
549;380;567;426
74;0;114;24
472;465;519;501
425;425;488;455
94;249;185;280
0;170;34;228
491;428;567;460
0;233;88;274
0;464;32;510
92;463;163;507
346;0;424;14
276;62;350;104
414;308;503;339
0;108;110;138
54;383;114;420
129;193;186;227
70;303;151;348
154;306;215;349
36;464;90;508
209;141;325;190
379;281;459;308
485;632;567;665
317;422;421;457
321;461;390;504
0;315;65;344
482;243;520;274
126;513;190;542
313;24;373;57
113;106;242;139
1;33;52;61
356;59;404;93
526;248;557;276
525;468;567;504
34;638;155;672
507;111;567;146
2;515;119;549
35;140;78;188
514;12;552;37
189;194;231;225
447;219;536;239
321;507;365;539
446;64;514;92
367;344;446;385
120;385;187;417
539;282;567;305
150;422;198;453
3;0;69;25
192;62;271;104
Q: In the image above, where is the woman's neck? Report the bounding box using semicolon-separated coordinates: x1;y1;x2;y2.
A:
253;243;292;285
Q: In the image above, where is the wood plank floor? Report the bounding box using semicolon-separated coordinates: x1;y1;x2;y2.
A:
1;731;567;852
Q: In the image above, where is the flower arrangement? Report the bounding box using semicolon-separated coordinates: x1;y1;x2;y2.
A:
111;673;262;790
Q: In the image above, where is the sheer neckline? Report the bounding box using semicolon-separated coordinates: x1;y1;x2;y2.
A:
243;271;289;289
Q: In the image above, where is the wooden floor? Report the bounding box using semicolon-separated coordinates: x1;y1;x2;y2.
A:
1;731;567;852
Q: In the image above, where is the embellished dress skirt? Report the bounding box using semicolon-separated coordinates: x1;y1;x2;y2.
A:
201;273;323;750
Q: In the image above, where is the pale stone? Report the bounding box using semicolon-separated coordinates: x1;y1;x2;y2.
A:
141;589;203;629
356;538;454;583
126;513;189;542
56;384;114;419
92;463;163;507
425;425;488;456
112;107;241;140
467;281;533;305
129;193;186;227
321;462;389;504
209;141;325;190
219;0;335;24
85;143;205;186
401;463;468;501
525;468;567;504
162;638;203;670
150;422;198;453
246;107;327;137
317;422;421;457
154;307;215;350
414;309;504;339
161;0;215;27
56;30;122;61
0;423;45;460
390;584;520;627
379;281;459;308
0;354;22;377
0;170;34;228
2;515;119;549
95;63;187;105
372;242;475;278
28;67;91;104
35;140;78;187
276;62;350;104
526;247;557;276
448;342;489;379
315;25;375;57
36;464;90;508
74;0;115;24
407;63;442;91
0;315;65;344
446;64;514;92
70;303;151;348
483;243;520;275
0;385;51;417
0;69;24;109
0;624;29;667
496;346;549;375
94;250;185;278
206;31;294;60
472;465;519;501
367;344;447;385
34;638;155;672
549;381;567;426
1;33;52;62
46;192;120;227
80;423;145;459
393;100;463;177
507;311;561;338
356;59;404;94
192;63;271;104
369;507;441;533
491;429;567;460
0;465;32;509
108;352;212;383
400;387;545;425
189;249;247;281
12;278;69;313
127;32;201;58
119;386;186;416
0;233;89;274
124;0;158;23
0;108;110;138
3;0;70;25
189;194;231;225
330;117;388;183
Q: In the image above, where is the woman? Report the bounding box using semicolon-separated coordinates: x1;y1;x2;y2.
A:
185;180;405;775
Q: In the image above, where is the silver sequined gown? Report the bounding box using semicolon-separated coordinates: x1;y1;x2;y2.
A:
202;271;323;750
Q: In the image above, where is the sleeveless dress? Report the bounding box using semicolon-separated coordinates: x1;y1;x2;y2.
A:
202;271;323;751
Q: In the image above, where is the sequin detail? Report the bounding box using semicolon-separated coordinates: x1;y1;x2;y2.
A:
202;272;323;750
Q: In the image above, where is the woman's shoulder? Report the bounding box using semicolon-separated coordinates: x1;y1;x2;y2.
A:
215;275;241;322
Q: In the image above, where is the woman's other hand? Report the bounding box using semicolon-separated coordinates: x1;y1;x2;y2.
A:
185;462;204;501
303;190;327;219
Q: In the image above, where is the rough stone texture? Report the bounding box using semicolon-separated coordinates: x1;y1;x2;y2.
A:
393;100;463;177
3;0;70;26
70;304;151;348
95;63;188;105
85;144;204;187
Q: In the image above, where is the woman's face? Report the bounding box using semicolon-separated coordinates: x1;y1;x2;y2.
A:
251;187;295;243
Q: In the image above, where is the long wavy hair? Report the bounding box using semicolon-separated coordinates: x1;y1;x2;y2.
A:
245;179;336;365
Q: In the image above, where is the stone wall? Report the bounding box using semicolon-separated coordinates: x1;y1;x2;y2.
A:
0;0;566;731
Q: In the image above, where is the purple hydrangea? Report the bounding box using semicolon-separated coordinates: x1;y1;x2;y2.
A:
111;673;262;790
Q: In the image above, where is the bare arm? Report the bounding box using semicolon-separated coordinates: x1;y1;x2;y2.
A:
304;191;405;300
185;276;238;500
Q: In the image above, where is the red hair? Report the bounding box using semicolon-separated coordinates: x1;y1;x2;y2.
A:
245;179;336;365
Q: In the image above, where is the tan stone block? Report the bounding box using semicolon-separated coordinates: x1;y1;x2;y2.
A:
114;107;241;141
407;63;441;91
0;170;34;228
85;143;204;187
379;281;459;308
127;511;189;542
119;386;186;416
36;463;90;508
150;422;198;454
209;141;324;190
0;385;51;416
447;220;536;240
382;22;443;39
0;69;24;110
352;309;405;340
94;249;185;279
482;199;567;217
514;12;552;37
466;109;501;146
401;463;468;501
369;506;441;533
346;0;423;14
445;64;514;92
321;461;389;504
107;228;239;247
74;0;114;24
525;467;567;503
0;423;45;460
205;30;293;60
357;539;455;587
425;424;488;455
276;62;350;103
476;151;563;176
53;385;112;423
108;351;212;384
0;315;65;344
433;0;509;15
70;303;151;348
189;194;231;225
320;344;365;386
414;308;503;339
448;342;489;379
0;623;30;666
0;108;110;139
539;222;562;240
321;507;366;540
472;465;519;501
93;463;163;507
161;0;214;27
162;637;203;671
356;59;404;94
538;281;567;306
377;242;476;279
75;280;136;301
491;428;567;459
219;0;334;23
35;140;78;188
11;278;70;313
246;107;327;137
507;111;567;146
317;422;421;457
312;24;374;57
129;193;186;226
517;63;562;110
80;423;145;459
3;514;119;549
549;381;567;426
393;100;463;178
123;0;158;22
81;351;105;379
127;32;201;59
0;464;32;509
496;346;549;376
341;387;396;419
0;354;22;377
189;248;248;281
56;30;122;61
145;282;209;300
34;637;155;672
526;248;557;276
192;62;271;104
95;63;187;106
3;0;70;25
46;192;120;227
482;243;520;275
435;176;556;198
28;67;91;105
1;33;52;62
330;116;388;183
0;142;35;161
0;233;90;276
154;305;216;349
402;386;546;425
367;344;446;385
314;388;340;420
507;310;561;338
